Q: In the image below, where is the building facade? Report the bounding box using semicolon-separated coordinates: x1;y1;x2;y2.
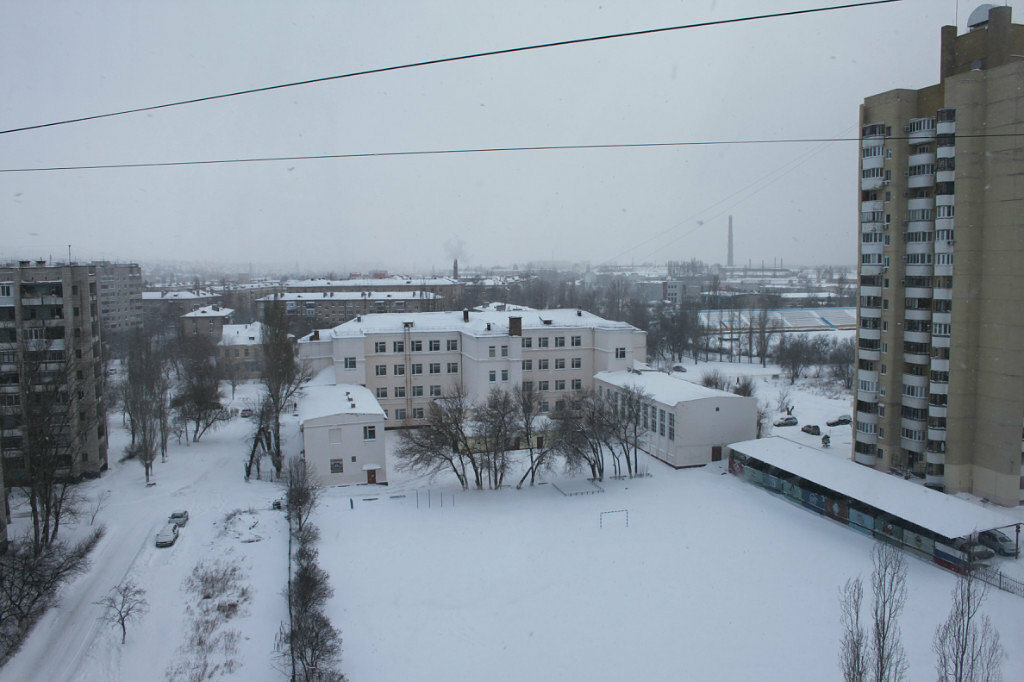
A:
854;6;1024;505
94;262;143;339
298;306;647;427
595;369;756;468
220;322;264;380
257;290;442;328
299;382;387;486
180;304;234;340
1;261;109;483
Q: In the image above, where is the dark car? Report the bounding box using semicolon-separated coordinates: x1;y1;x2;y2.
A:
827;415;852;427
168;510;189;527
155;523;179;548
801;424;821;436
773;416;798;427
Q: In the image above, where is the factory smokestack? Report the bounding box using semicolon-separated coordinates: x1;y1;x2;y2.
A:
727;215;734;268
453;259;459;279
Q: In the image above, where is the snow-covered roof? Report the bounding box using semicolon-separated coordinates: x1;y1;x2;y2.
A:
257;290;440;302
299;382;385;423
303;307;639;341
220;322;263;346
729;437;1017;539
286;276;457;288
142;290;217;301
595;370;745;405
182;305;234;318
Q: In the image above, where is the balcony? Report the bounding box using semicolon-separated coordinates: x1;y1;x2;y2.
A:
861;200;884;213
858;368;879;383
860;307;881;320
931;335;950;349
901;416;927;433
904;350;930;366
904;307;931;322
929;404;947;419
908;173;935;189
907;197;934;211
858;349;880;362
927;426;946;442
930;356;949;372
859;327;881;341
934;263;953;276
860;285;882;298
854;451;879;466
929;380;949;395
904;285;932;299
861;177;885;191
856;409;878;425
862;156;884;170
908;152;936;168
936;170;955;183
861;242;884;256
904;329;931;344
902;372;929;388
937;120;955;136
936;145;955;159
901;437;926;454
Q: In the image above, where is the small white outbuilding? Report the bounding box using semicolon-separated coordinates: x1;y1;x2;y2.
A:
299;380;387;486
595;369;757;468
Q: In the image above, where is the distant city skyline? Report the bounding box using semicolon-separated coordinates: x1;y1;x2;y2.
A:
3;0;1020;271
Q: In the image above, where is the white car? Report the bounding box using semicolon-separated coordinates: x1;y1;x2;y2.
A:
168;510;189;527
155;523;179;548
979;530;1016;557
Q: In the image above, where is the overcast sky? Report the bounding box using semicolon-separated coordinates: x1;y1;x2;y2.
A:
1;0;1019;274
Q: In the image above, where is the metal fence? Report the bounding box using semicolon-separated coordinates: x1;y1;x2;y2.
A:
975;565;1024;598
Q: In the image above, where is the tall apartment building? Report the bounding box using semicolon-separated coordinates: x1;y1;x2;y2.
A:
1;262;109;484
94;262;143;339
298;306;646;427
854;6;1024;506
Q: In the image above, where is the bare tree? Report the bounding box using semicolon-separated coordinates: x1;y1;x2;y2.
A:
88;490;111;526
608;384;649;478
15;339;95;555
839;577;869;682
830;338;857;390
124;331;161;482
754;305;780;368
95;580;149;644
395;386;480;490
474;388;515;489
775;386;794;415
245;397;274;481
733;376;757;397
284;457;321;536
171;336;229;442
755;400;772;438
933;567;1005;682
512;385;553;488
700;369;729;391
774;334;818;385
551;388;613;481
261;301;313;476
869;543;909;682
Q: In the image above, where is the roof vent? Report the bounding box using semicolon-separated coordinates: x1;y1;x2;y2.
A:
967;4;996;30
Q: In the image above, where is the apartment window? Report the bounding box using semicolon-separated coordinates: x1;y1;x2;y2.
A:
501;370;509;382
857;422;878;435
881;364;887;375
376;387;388;398
375;364;387;376
429;362;441;374
447;362;459;373
363;425;376;441
571;335;581;347
522;359;533;371
501;345;508;357
411;363;423;375
374;341;386;353
937;205;955;219
554;336;565;347
522;337;533;348
395;409;407;420
429;339;440;352
413;407;424;419
615;347;626;359
0;285;9;297
538;359;549;370
447;339;459;351
412;386;423;397
344;357;357;369
668;414;675;441
393;341;404;352
537;337;549;348
522;381;534;392
489;346;496;357
394;364;405;376
430;385;442;397
659;409;666;436
394;386;406;398
571;357;581;369
571;379;582;390
538;381;549;391
489;370;496;382
554;358;565;370
410;340;422;352
555;380;565;391
538;402;550;413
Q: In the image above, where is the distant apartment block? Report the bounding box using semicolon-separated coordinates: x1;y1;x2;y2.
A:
142;289;220;331
298;306;647;427
854;6;1024;506
1;261;109;483
215;280;282;323
258;291;442;328
94;262;143;338
285;276;462;304
220;322;264;380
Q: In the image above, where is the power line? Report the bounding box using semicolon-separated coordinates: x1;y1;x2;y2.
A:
1;132;1019;174
0;0;904;137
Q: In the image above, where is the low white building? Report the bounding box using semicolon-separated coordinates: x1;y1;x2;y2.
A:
595;369;757;468
299;380;387;486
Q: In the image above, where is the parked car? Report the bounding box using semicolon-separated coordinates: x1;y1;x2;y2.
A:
774;416;798;427
953;539;995;561
827;415;852;426
155;523;179;548
168;510;189;527
979;529;1016;557
670;364;687;373
240;408;253;418
801;424;821;436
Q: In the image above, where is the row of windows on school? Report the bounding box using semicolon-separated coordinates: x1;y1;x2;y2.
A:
352;356;594;376
599;387;676;441
366;335;589;354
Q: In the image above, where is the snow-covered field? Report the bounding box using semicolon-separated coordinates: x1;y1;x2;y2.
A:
4;360;1023;681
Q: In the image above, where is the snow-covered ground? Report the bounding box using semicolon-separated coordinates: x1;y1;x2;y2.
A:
4;361;1023;681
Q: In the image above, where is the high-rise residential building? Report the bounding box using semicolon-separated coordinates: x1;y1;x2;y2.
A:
94;262;143;340
854;6;1024;506
1;261;109;484
297;305;646;427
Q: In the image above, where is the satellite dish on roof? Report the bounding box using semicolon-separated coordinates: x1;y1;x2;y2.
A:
967;4;997;30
